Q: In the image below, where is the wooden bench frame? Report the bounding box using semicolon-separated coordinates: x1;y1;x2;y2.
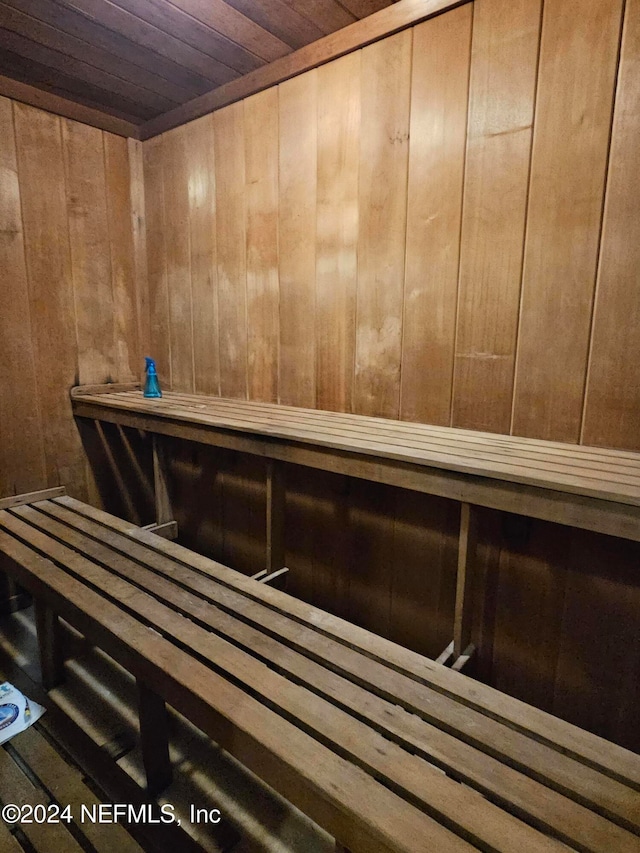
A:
70;384;640;666
1;486;639;853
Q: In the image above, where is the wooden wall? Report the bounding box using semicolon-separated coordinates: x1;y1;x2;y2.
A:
1;0;639;752
0;97;146;503
139;0;640;752
143;0;639;452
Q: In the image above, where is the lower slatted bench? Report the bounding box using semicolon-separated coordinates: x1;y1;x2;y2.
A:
0;489;639;853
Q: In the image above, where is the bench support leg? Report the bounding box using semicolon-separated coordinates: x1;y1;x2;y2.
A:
152;435;178;540
142;520;178;540
34;601;64;690
0;574;31;616
137;680;172;796
435;640;454;666
266;459;285;576
453;502;477;659
152;435;172;525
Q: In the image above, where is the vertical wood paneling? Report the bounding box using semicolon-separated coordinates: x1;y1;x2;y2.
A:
452;0;542;434
143;135;171;388
284;467;320;605
128;5;640;753
128;137;150;376
490;520;568;712
354;31;411;419
104;133;140;383
163;126;194;392
63;120;122;508
309;473;350;618
468;508;502;684
346;480;396;637
278;72;317;408
220;453;266;575
400;7;472;426
512;0;624;442
14;103;87;499
389;492;459;658
244;89;279;403
168;442;224;559
62;119;114;386
0;97;46;495
285;468;354;618
214;102;248;400
553;532;640;752
1;100;146;505
315;52;360;413
134;0;637;448
187;115;219;397
582;0;640;451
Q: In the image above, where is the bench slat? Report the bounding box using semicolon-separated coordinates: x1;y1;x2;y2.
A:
0;746;86;853
0;508;571;853
98;389;640;461
0;526;474;853
53;495;640;793
148;392;640;479
28;499;640;853
156;391;640;462
88;389;640;468
0;816;24;853
10;727;145;853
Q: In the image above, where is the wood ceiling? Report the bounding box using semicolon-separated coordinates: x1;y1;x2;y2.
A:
0;0;398;136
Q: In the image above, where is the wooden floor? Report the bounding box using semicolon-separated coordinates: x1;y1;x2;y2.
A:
0;724;145;853
0;605;333;853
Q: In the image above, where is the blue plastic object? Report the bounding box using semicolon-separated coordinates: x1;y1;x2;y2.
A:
143;357;162;398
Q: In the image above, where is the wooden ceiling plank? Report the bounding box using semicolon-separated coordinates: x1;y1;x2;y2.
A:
0;2;185;102
140;0;470;139
280;0;357;35
165;0;291;62
6;76;142;124
337;0;393;16
47;84;143;124
0;46;155;119
222;0;328;49
0;74;138;142
0;22;175;113
108;0;265;74
58;0;240;85
4;0;213;97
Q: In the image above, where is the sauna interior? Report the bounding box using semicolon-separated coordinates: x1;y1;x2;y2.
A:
0;0;639;851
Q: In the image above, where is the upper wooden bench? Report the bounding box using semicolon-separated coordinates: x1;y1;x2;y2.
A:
70;385;640;542
0;489;639;853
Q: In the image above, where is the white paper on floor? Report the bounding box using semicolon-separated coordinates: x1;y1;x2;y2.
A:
0;682;45;745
